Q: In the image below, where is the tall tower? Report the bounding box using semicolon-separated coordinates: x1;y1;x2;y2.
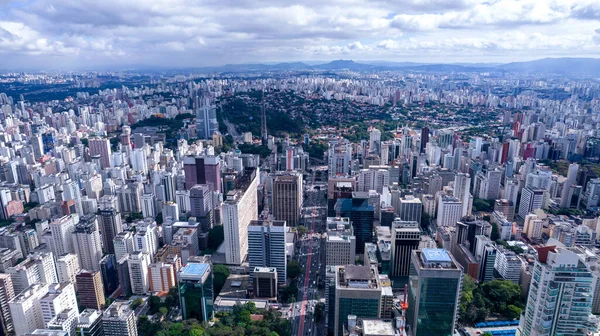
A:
261;89;268;146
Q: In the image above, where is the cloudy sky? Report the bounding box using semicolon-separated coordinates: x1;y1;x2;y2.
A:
0;0;599;69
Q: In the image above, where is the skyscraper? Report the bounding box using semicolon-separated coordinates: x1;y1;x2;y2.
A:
8;283;49;336
39;282;77;326
222;167;259;265
248;219;287;284
326;217;356;266
127;252;151;295
390;220;421;277
271;174;302;227
334;192;374;254
178;263;214;322
0;274;15;336
453;173;472;217
518;187;545;219
183;156;221;192
56;253;80;284
98;209;123;255
102;301;137;336
113;231;134;261
397;196;422;223
88;138;112;169
195;97;218;140
76;270;105;310
436;194;463;227
148;262;176;294
407;249;462;336
519;241;598;335
72;214;103;271
560;163;580;208
49;214;79;256
189;184;214;231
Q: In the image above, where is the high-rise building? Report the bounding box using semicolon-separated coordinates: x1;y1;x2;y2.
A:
271;174;302;227
518;187;545;219
72;214;103;271
127;252;151;295
133;220;159;260
75;309;103;336
140;194;156;219
453;173;472;217
56;254;80;284
326;217;356;266
189;184;214;230
407;249;462;336
334;192;374;254
390;220;421;277
223;168;259;265
88;138;112;169
39;282;77;326
369;128;382;154
248;219;287;284
98;209;123;255
494;249;521;284
436;194;463;227
99;255;119;297
523;213;544;240
253;267;278;299
113;231;134;262
116;255;131;297
102;301;137;336
76;270;105;310
183;156;221;192
8;283;49;336
62;181;84;216
328;140;352;176
195;97;218;140
519;241;598;335
357;168;389;194
178;263;214;322
49;214;79;256
560;163;579;208
398;196;422;223
332;265;382;336
7;252;57;294
0;274;15;336
148;262;176;294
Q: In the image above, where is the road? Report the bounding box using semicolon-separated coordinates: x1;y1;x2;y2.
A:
290;169;327;336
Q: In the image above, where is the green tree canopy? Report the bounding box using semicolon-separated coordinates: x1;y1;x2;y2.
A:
287;261;302;279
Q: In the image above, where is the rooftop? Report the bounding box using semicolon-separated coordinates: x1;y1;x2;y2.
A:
422;248;452;263
180;262;209;276
362;319;395;336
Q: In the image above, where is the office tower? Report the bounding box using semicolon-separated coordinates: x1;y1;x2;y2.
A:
420;127;429;153
72;214;103;271
398;196;422;223
518;187;545;219
390;220;421;277
40;282;77;326
76;270;105;311
478;169;502;200
128;252;151;295
493;199;515;221
503;177;520;205
223;168;259;265
148;262;176;293
0;274;14;336
98;209;123;255
49;214;78;256
248;219;287;284
253;267;278;299
560;163;579;208
116;256;131;297
332;265;382;336
163;202;180;222
84;174;103;201
113;231;134;261
56;254;80;284
491;211;512;241
115;182;143;213
583;178;600;210
183;156;221;192
130;148;148;174
8;283;49;336
519;242;598;336
523;213;544;240
99;255;118;296
335;192;374;254
189;184;214;230
141;194;155;219
474;236;496;283
436;194;463;227
494;249;521;284
178;263;214;322
133;220;158;260
453;173;472;217
369;128;382;153
8;252;57;294
454;217;492;256
271;174;302;227
326;217;356;266
195;97;218;140
357;168;389;194
62;180;84;216
88;138;112;169
407;249;462;336
328;140;352;176
76;309;103;336
102;301;137;336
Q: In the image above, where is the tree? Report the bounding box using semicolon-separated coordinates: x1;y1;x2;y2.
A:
297;225;308;237
213;264;230;296
131;298;144;310
148;295;162;315
314;302;325;323
490;222;500;241
164;287;179;309
473;198;493;212
159;307;169;317
208;225;225;250
287;261;302;279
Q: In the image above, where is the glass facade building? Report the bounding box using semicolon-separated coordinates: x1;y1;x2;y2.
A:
178;263;214;322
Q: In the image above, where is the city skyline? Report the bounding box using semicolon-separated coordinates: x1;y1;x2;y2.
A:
0;0;599;69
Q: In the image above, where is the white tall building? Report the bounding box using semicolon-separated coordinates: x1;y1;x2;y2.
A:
130;148;148;174
223;168;259;265
113;232;135;262
248;219;287;284
141;194;156;219
436;194;463;227
148;262;176;294
523;213;544;240
494;249;521;284
453;173;472;217
7;252;57;294
357;167;389;194
560;163;579;208
40;282;78;326
328;141;352;176
62;180;83;216
133;221;158;261
325;217;356;267
56;254;80;284
49;214;79;256
398;196;422;223
8;283;49;336
519;240;598;335
369;128;382;153
72;215;103;271
518;188;545;219
128;252;151;295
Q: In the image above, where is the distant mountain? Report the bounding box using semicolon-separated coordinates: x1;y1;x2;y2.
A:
497;58;600;76
313;60;375;71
